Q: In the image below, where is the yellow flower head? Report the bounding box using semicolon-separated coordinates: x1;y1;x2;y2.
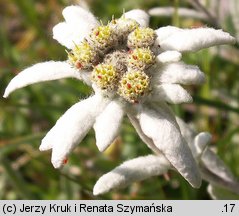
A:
91;63;118;90
128;47;155;70
118;70;150;103
90;25;115;51
68;41;97;69
127;27;156;48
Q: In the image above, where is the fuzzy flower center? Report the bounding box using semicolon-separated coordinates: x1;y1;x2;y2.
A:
128;48;155;70
67;41;98;69
118;70;150;103
110;16;139;37
67;14;157;103
90;25;115;51
127;27;156;48
91;64;118;90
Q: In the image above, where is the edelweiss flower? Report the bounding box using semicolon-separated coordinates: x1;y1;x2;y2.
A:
3;6;235;189
93;117;239;197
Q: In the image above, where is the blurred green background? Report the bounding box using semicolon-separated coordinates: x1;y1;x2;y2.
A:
0;0;239;199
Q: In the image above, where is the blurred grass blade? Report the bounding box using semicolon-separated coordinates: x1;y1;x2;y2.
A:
194;96;239;114
0;156;35;199
0;133;45;155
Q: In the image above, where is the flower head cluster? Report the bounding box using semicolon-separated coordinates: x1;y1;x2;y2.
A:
67;16;156;103
3;6;236;193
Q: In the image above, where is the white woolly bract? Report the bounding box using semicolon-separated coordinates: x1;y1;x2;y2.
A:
149;7;207;20
53;6;99;49
93;100;124;152
150;84;193;104
137;104;201;188
94;114;239;195
155;62;205;85
124;9;149;27
175;117;195;146
156;51;182;63
176;117;239;194
53;23;79;49
207;184;239;200
3;61;81;98
40;94;109;168
200;159;239;195
155;26;181;42
93;154;171;195
207;185;220;200
194;124;239;194
175;117;210;160
193;132;211;158
201;148;239;186
159;27;236;52
127;114;161;154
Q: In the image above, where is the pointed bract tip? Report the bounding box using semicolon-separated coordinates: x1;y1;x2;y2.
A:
93;181;108;196
97;146;106;153
195;132;212;153
3;92;9;98
39;145;47;151
51;159;64;169
39;140;52;151
192;178;202;189
230;36;237;44
96;141;109;152
93;187;100;196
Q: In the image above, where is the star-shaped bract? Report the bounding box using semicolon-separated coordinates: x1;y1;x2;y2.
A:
3;6;235;190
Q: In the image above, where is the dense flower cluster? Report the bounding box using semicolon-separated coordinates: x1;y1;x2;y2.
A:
67;16;157;103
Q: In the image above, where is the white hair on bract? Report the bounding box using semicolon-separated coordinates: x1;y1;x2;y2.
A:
93;100;125;152
3;61;91;98
53;6;100;49
40;94;110;168
156;27;235;52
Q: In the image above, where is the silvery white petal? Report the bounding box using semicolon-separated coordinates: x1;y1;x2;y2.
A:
138;104;201;188
93;154;171;195
40;94;105;152
202;150;239;192
39;94;110;168
193;132;211;158
127;114;161;154
176;117;239;193
150;84;193;104
155;26;181;42
203;169;239;195
175;117;196;146
207;184;218;200
201;148;239;186
149;7;207;21
53;6;99;49
155;62;205;85
124;9;149;27
62;6;98;26
207;184;239;200
53;22;78;50
159;28;236;52
93;100;125;152
176;117;210;159
156;51;182;63
3;61;82;98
